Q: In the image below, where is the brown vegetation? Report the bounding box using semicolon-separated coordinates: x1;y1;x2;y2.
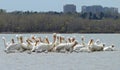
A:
0;10;120;33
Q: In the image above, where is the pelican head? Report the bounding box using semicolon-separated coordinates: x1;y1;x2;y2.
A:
26;39;31;45
72;40;78;48
62;36;65;40
88;39;94;46
111;44;114;48
103;43;105;47
2;37;5;40
57;36;59;39
75;40;78;45
68;37;71;43
45;36;49;44
72;37;75;42
53;33;57;38
52;33;57;43
20;36;23;43
31;35;35;40
81;36;85;41
27;38;33;43
38;37;42;42
95;39;101;44
15;34;19;39
35;39;39;46
72;36;76;42
11;38;15;44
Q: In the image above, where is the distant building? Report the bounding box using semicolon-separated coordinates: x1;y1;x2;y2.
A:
103;7;118;14
81;5;118;14
63;4;76;13
82;5;103;13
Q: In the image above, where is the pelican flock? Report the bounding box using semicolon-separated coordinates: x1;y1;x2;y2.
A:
2;33;116;53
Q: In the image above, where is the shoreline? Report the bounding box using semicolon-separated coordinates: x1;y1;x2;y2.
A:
0;32;120;34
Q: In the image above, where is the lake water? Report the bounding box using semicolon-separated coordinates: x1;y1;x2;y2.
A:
0;33;120;70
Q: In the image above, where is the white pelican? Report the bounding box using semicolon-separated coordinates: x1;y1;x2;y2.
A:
19;36;33;50
4;38;24;53
38;37;43;43
55;40;78;53
31;42;54;53
78;38;93;52
73;36;86;52
65;40;78;53
78;39;103;53
89;39;104;52
51;33;61;52
31;34;56;53
42;36;50;44
79;46;91;52
2;37;17;49
2;37;10;48
103;44;115;51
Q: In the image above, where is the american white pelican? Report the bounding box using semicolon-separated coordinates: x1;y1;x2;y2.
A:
2;37;9;48
31;33;57;53
76;37;91;52
103;44;115;51
4;38;24;53
19;36;32;50
55;40;78;53
79;46;91;52
43;36;50;44
2;37;17;48
31;42;54;53
89;39;104;52
73;36;86;52
38;37;43;43
51;33;62;51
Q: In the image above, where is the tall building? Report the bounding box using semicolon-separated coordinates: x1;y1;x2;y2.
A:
81;5;118;14
82;5;103;13
104;7;118;14
63;4;76;13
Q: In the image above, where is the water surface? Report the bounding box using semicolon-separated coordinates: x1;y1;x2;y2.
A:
0;33;120;70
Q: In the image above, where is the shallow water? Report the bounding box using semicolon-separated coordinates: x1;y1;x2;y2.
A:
0;33;120;70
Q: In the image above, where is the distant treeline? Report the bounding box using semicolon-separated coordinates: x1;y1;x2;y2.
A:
0;9;120;33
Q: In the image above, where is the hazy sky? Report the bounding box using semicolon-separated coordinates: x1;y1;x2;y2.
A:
0;0;119;12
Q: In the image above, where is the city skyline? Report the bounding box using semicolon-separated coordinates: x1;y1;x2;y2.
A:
0;0;119;12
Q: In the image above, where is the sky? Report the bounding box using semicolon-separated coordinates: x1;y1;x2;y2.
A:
0;0;120;12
